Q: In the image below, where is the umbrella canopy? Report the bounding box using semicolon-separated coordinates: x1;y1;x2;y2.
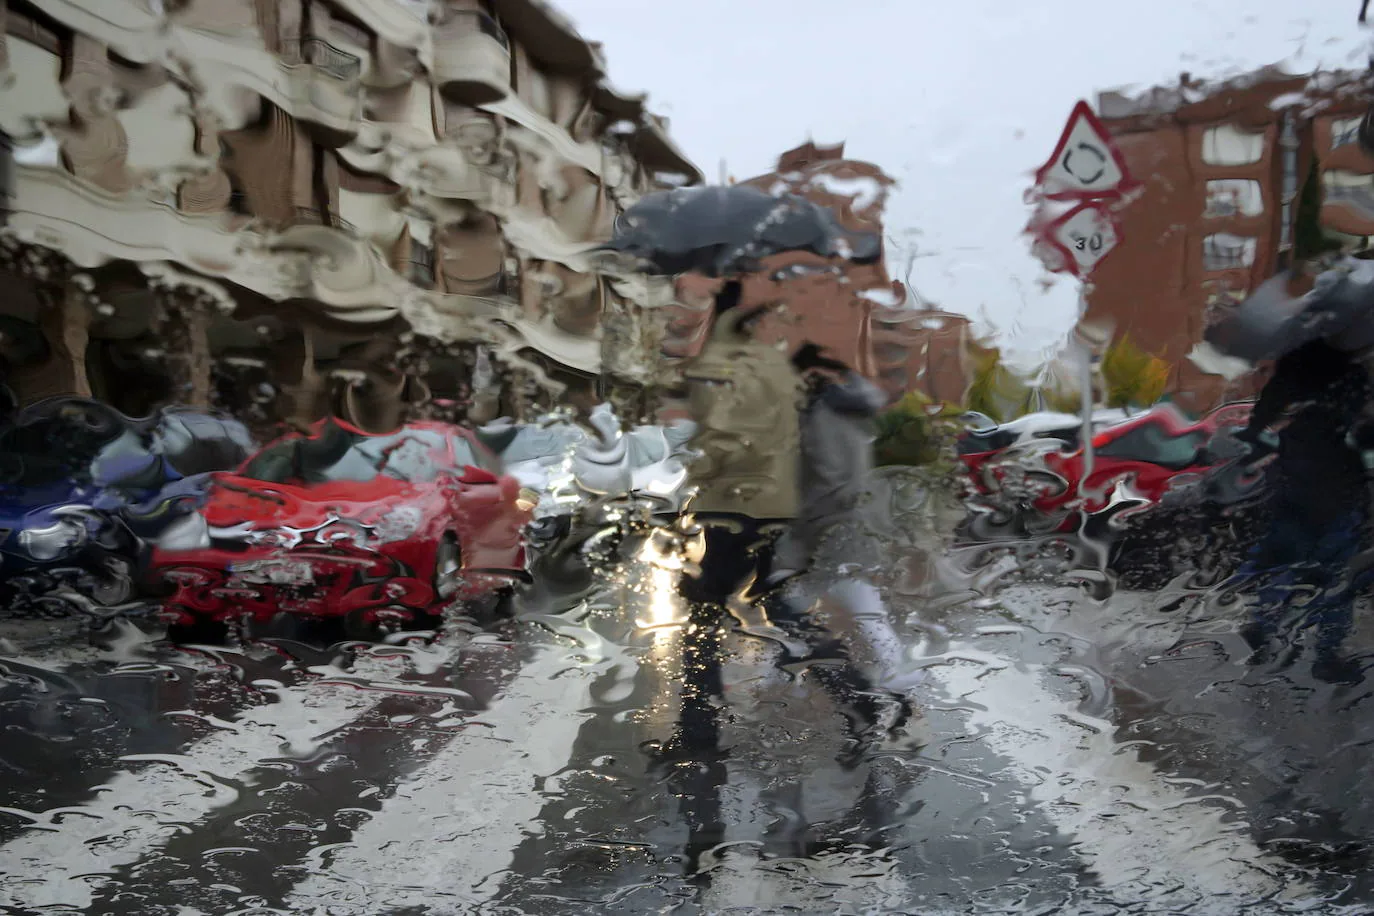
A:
1203;260;1374;363
596;185;881;278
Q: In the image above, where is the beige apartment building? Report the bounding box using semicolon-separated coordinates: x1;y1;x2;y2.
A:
0;0;700;435
1088;66;1374;410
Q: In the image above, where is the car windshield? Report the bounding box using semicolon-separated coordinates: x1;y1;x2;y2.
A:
240;428;450;485
1097;420;1207;470
13;9;1374;916
497;426;582;465
449;433;502;473
0;420;103;489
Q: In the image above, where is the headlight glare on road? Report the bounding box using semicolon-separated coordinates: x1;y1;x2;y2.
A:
516;488;541;512
19;517;88;561
157;511;211;552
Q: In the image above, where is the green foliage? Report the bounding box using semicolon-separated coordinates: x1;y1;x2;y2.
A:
874;390;961;467
1040;385;1082;414
1099;335;1170;408
964;341;1030;423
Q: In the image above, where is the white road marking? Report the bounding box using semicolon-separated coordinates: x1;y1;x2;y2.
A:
279;640;607;914
0;641;470;912
926;631;1315;914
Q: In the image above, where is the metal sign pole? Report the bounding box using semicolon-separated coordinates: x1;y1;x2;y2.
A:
1078;288;1095;482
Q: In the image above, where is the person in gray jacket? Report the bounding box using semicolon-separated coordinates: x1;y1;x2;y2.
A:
766;342;888;584
762;343;924;768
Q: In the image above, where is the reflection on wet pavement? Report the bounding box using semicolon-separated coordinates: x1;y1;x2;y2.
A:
1;471;1371;915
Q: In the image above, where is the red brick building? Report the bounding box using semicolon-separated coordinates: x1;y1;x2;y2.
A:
1087;67;1374;410
663;142;978;407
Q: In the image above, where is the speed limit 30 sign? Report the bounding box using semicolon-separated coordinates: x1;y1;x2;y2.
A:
1036;202;1121;280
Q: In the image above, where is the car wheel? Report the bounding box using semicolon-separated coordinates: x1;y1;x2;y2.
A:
433;535;463;601
164;608;230;645
252;612;314;643
967;510;1023;542
86;556;135;606
463;587;515;624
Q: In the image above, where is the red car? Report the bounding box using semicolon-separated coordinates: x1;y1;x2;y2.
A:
148;418;538;636
958;401;1256;537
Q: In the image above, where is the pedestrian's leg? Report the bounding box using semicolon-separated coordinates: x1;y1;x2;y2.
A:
825;579;922;693
1307;519;1366;685
665;525;731;875
762;584;909;769
669;593;729;875
1308;587;1362;684
680;521;754;605
759;522;810;591
1239;568;1289;660
1236;516;1303;662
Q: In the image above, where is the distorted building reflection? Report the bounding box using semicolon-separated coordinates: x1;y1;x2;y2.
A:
0;0;700;434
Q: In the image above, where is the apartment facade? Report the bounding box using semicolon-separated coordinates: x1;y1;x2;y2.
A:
661;142;978;408
1087;66;1373;410
0;0;700;435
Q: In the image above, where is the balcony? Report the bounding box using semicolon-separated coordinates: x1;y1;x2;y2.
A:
281;37;364;147
433;11;511;106
291;206;357;233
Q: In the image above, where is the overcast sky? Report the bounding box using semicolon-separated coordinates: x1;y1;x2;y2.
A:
560;0;1366;368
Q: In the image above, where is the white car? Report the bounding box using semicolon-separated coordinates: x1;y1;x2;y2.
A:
477;404;698;522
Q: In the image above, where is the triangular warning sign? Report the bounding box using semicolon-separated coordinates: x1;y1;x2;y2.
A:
1034;101;1138;201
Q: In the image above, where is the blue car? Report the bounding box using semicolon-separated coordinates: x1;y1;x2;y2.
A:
0;397;256;616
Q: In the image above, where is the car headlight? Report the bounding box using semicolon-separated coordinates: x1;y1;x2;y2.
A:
516;488;541;512
373;507;422;544
19;517;89;561
157;511;210;552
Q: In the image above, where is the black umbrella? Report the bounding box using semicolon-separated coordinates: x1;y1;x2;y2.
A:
1203;260;1374;363
595;185;881;278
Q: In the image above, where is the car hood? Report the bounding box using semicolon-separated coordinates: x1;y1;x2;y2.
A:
0;480;92;530
201;474;426;532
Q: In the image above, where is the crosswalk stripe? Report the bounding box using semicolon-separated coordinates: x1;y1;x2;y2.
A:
279;639;606;913
0;638;477;912
927;642;1314;913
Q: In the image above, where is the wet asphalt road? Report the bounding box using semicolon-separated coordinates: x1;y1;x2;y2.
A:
3;481;1374;915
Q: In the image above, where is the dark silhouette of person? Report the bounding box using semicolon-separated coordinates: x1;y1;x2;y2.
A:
1233;338;1374;684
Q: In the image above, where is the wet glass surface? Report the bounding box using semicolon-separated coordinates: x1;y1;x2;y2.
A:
3;481;1373;915
6;1;1374;913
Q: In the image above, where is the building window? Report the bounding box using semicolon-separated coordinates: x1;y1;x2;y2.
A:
1204;179;1263;218
1323;170;1374;218
327;13;372;51
1201;124;1265;167
1332;117;1362;149
406;239;436;288
282;37;362;81
1202;233;1257;271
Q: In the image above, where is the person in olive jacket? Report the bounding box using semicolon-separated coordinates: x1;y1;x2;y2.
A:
678;280;803;601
